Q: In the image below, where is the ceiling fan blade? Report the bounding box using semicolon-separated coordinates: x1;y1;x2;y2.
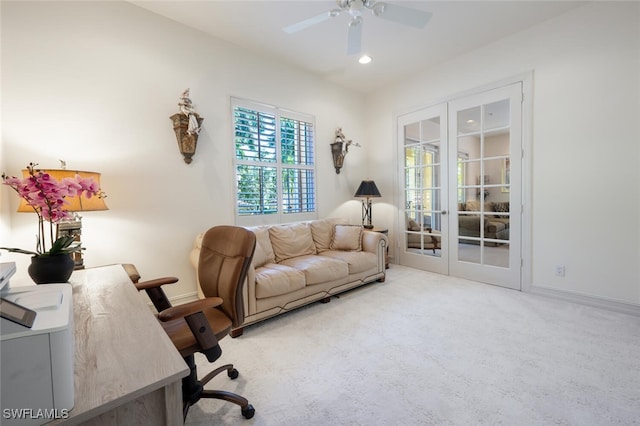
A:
283;10;338;34
374;3;432;29
346;19;362;56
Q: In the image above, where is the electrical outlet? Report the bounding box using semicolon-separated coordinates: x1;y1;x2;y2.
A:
555;265;565;277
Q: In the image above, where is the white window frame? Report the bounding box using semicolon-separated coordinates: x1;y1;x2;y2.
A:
232;97;317;227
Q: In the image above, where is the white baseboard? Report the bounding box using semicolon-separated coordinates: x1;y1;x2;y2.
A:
169;291;199;305
143;291;199;311
530;285;640;317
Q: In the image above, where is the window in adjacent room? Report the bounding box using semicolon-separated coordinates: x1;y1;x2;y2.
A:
232;98;316;226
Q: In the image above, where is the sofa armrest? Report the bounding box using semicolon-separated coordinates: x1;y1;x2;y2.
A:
486;221;500;232
190;233;204;298
362;230;387;254
190;232;204;268
244;265;257;316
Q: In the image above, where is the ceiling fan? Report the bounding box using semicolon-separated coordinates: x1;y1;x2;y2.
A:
283;0;432;56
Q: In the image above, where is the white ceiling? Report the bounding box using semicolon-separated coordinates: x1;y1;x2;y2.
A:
130;1;586;94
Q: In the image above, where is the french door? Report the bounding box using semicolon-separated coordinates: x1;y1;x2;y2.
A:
398;83;523;290
398;103;449;275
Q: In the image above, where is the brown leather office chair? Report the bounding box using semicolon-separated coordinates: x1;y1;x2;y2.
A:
130;225;257;421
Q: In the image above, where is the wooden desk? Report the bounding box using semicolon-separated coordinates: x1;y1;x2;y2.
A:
50;265;188;425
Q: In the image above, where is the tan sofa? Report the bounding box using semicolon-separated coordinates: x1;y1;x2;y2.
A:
191;219;387;336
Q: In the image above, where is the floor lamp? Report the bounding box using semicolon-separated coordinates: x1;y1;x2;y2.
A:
354;180;381;229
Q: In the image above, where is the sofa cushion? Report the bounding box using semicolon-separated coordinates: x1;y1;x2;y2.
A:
330;225;363;251
247;226;276;268
310;219;335;252
280;255;348;285
407;218;421;231
254;263;306;299
269;222;317;262
319;250;377;274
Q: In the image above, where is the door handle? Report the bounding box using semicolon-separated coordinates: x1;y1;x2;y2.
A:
441;210;448;215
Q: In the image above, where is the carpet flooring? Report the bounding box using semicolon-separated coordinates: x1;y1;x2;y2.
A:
185;265;640;425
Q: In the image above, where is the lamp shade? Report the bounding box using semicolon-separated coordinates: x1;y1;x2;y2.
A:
354;180;381;198
17;169;108;212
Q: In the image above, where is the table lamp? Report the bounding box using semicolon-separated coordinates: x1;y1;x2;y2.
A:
18;168;108;269
354;180;381;229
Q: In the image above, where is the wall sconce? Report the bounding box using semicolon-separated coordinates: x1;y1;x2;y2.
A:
354;179;381;229
331;127;360;174
170;89;204;164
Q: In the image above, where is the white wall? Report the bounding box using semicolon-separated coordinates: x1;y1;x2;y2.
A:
0;1;367;298
366;2;640;306
3;1;639;309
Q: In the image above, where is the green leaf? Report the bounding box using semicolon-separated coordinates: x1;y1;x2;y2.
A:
0;247;40;256
1;236;84;257
48;236;79;256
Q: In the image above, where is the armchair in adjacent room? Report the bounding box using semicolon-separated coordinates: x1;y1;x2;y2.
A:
128;225;257;421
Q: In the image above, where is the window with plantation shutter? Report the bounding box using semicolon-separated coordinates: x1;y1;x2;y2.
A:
232;98;316;225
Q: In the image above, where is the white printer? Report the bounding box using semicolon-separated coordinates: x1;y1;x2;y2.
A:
1;262;75;425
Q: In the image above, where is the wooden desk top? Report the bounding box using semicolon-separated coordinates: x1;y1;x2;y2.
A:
51;265;188;424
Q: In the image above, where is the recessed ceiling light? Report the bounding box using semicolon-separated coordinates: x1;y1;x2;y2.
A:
358;55;372;64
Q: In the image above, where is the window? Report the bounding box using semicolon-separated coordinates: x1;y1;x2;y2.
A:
232;98;316;225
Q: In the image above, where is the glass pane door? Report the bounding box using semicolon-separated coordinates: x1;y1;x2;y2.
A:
398;103;448;274
449;83;522;289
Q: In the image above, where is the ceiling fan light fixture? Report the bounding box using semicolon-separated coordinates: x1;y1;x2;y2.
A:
358;55;372;64
286;0;432;55
372;3;386;17
349;0;364;12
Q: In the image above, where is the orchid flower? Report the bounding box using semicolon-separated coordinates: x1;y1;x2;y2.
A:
1;163;106;256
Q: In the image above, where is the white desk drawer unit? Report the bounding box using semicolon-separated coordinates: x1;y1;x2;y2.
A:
1;282;74;426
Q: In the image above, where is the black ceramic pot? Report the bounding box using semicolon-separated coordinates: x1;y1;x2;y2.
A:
28;254;74;284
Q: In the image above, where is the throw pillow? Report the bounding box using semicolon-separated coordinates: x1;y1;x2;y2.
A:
491;202;510;218
465;200;480;212
247;226;275;267
269;222;317;262
407;218;421;231
310;219;333;252
330;224;363;251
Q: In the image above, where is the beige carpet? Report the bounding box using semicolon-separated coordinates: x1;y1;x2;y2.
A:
186;265;640;425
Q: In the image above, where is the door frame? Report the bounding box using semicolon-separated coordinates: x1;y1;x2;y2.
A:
393;72;533;291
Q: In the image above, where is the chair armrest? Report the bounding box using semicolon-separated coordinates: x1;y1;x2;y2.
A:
159;297;224;362
157;297;224;322
134;276;179;291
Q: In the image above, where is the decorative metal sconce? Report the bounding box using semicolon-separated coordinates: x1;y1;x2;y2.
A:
170;89;204;164
331;127;360;174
